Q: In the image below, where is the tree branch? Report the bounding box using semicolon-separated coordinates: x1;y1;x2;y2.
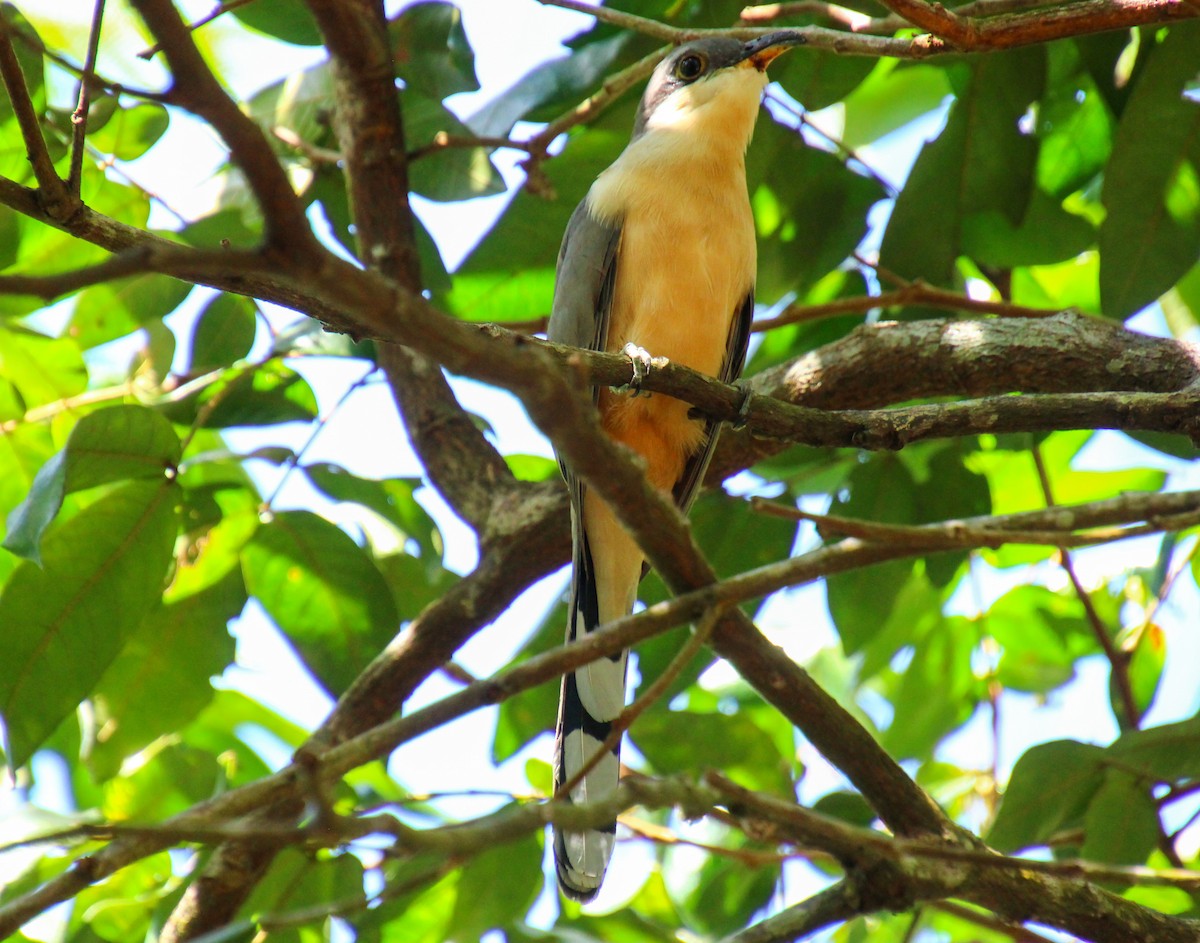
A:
128;0;319;258
0;14;71;212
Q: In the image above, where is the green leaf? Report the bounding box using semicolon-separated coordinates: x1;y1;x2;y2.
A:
1119;622;1166;725
156;361;318;428
241;510;398;697
392;1;480;99
244;849;365;930
2;451;66;564
987;585;1097;693
230;0;322;45
679;840;778;936
881;49;1045;284
74;852;172;942
89;569;242;781
825;456;918;653
961;188;1096;269
1081;771;1160;865
405;93;505;202
0;326;87;408
189;293;258;373
839;62;952;149
914;445;991;588
70;275;192;348
444;127;627;320
445;830;542;943
1036;70;1113;198
987;739;1105;852
632;707;792;796
178;207;261;251
750;120;886;299
1100;23;1200;319
0;480;180;768
4;405;181;562
0;6;45;129
1108;715;1200;782
0;423;54;523
881;615;977;760
87;102;169;161
774;48;874;112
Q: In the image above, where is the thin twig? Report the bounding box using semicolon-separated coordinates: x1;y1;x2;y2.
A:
0;16;69;208
754;282;1064;332
67;0;106;195
1030;444;1141;728
137;0;256;59
264;365;378;508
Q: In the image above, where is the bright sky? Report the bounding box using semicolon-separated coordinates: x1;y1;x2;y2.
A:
12;0;1200;935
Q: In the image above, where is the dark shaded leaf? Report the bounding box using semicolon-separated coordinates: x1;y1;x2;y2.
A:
774;49;874;112
987;739;1105;852
961;189;1095;269
392;1;480;99
444;128;627;321
157;361;318;428
750;119;886;299
633;707;792;795
404;93;504;202
1081;771;1159;865
914;444;990;587
679;841;778;937
446;831;542;942
1099;23;1200;319
825;456;918;653
880;49;1045;284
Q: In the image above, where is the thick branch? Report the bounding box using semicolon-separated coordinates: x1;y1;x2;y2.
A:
877;0;1196;50
128;0;318;257
539;0;1196;57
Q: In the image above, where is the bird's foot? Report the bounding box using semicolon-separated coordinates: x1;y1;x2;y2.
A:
616;342;667;396
732;381;753;430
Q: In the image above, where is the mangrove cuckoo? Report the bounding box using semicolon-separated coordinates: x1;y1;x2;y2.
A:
547;31;805;901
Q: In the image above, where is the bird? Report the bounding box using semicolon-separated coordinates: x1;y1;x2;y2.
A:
546;31;805;901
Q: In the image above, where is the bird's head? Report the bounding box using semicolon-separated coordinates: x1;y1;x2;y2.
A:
632;32;805;141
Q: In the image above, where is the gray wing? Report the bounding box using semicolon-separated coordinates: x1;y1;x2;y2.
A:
670;288;755;512
547;200;621;358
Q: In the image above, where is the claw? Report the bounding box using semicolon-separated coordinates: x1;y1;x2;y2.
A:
732;380;753;430
615;342;668;396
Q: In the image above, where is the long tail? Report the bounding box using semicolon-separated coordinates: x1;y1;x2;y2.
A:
553;519;631;901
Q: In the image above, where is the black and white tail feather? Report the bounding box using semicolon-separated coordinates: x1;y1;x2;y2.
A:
553;526;628;901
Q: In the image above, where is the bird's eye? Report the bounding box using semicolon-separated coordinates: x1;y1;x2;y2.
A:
675;54;705;81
